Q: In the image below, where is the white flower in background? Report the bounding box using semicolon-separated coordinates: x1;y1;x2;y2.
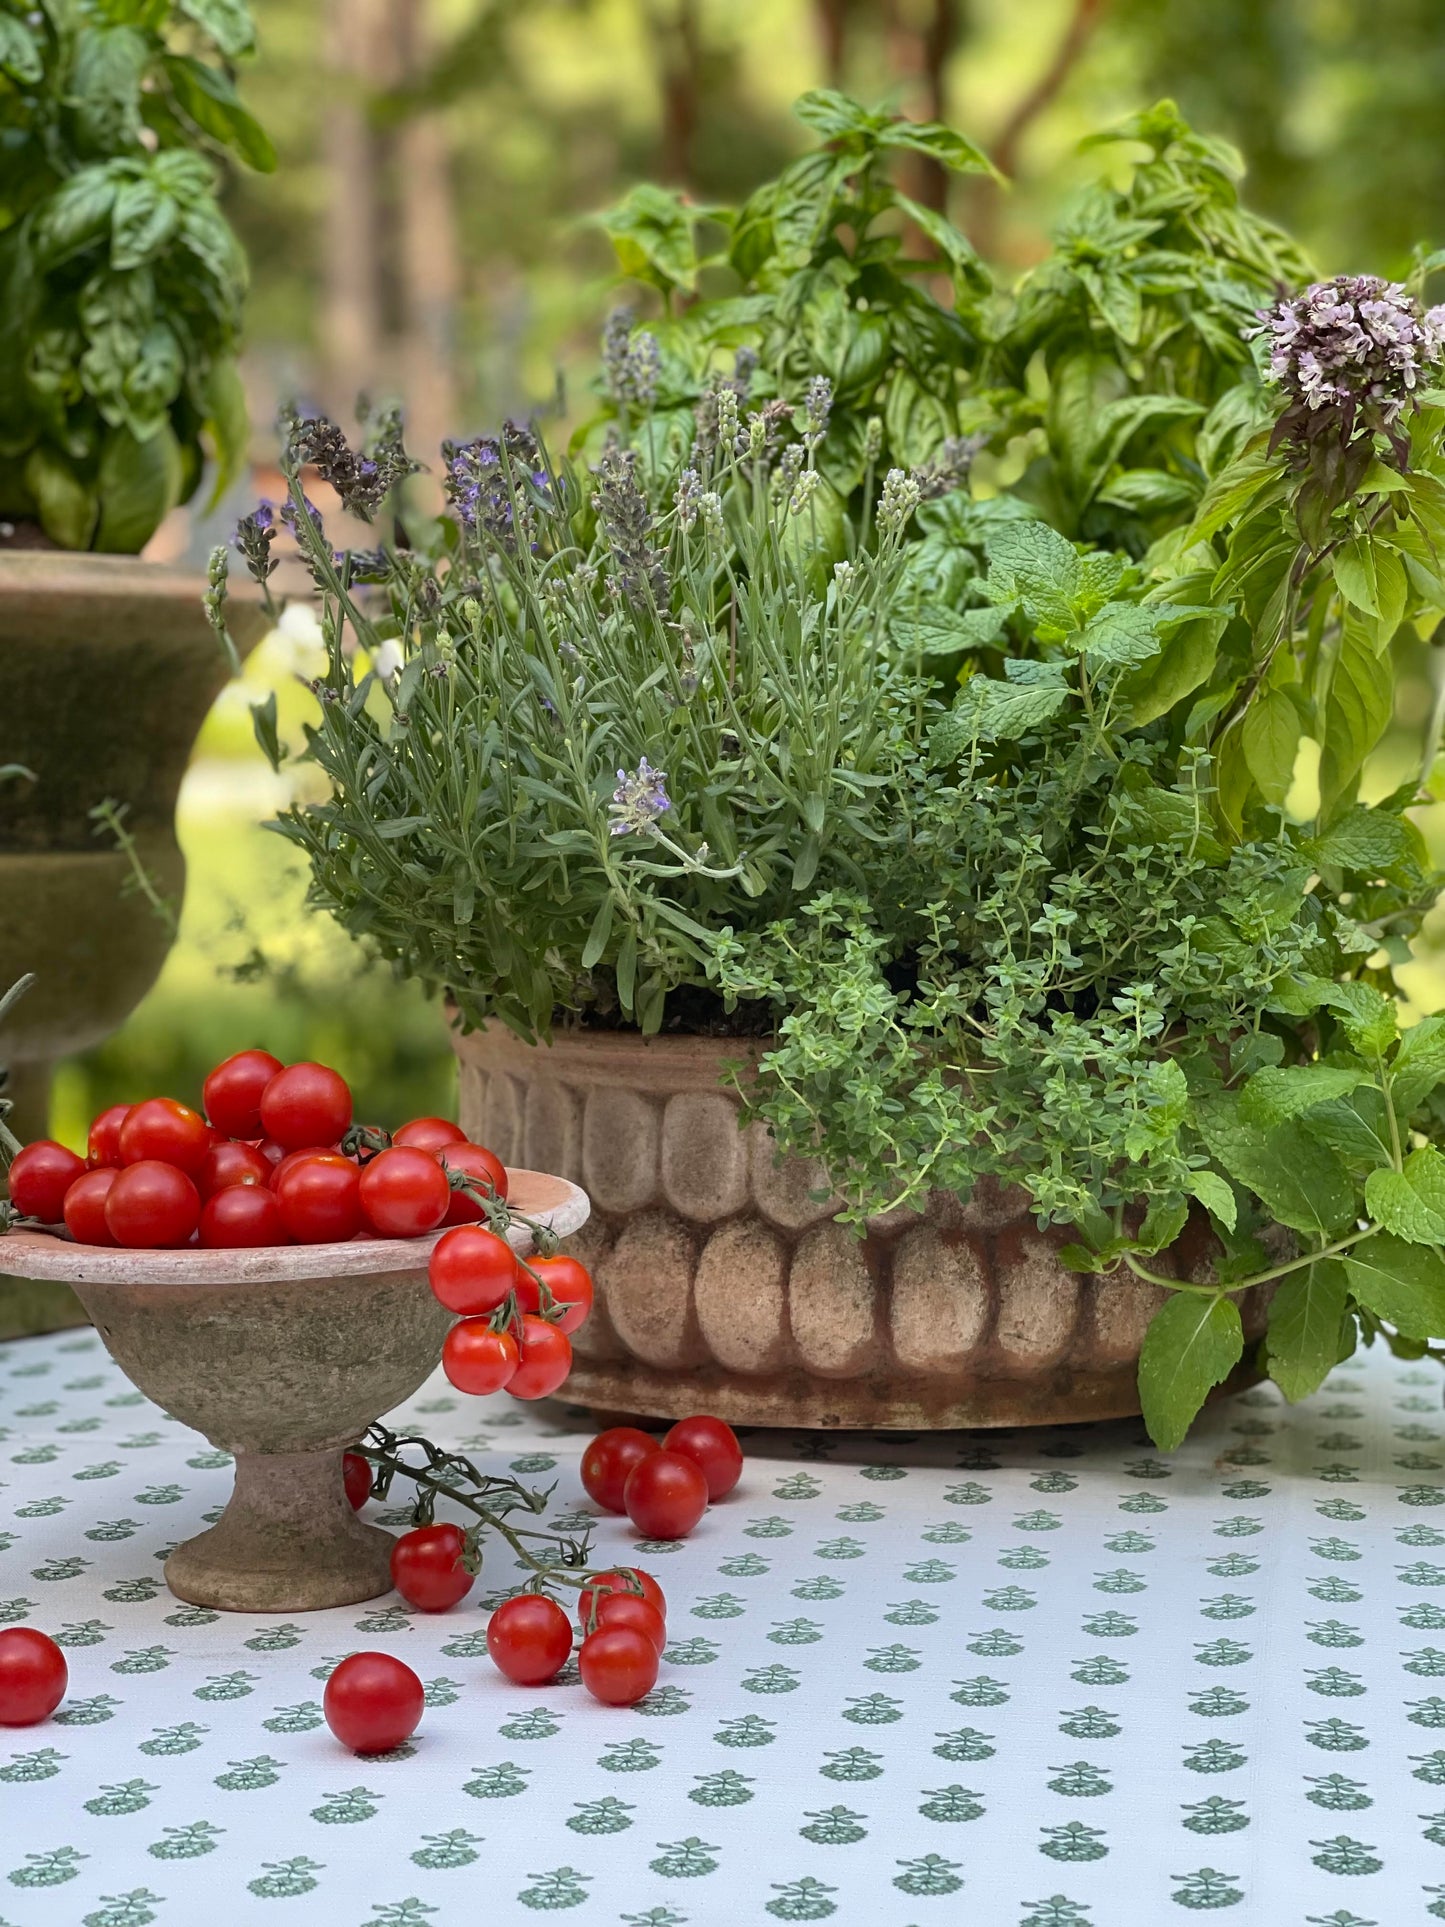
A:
371;638;404;682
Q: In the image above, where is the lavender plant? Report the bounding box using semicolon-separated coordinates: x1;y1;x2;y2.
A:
226;100;1445;1449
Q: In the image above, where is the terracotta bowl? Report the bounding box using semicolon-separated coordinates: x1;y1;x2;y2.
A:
1;1169;590;1613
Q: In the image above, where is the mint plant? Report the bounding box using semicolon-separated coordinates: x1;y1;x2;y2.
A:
228;92;1445;1448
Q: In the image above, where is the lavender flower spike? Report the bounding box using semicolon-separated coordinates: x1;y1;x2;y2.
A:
609;757;671;838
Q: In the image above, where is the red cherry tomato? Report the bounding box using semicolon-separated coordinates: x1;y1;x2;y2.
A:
202;1049;285;1139
390;1523;475;1612
593;1591;667;1653
507;1316;572;1401
87;1104;130;1168
525;1254;594;1334
358;1146;451;1239
322;1651;424;1754
0;1628;67;1726
579;1626;659;1706
259;1061;352;1153
343;1452;373;1510
104;1161;201;1248
577;1568;666;1629
275;1154;362;1243
485;1594;572;1685
256;1139;286;1168
118;1097;212;1176
438;1142;509;1223
63;1168;117;1245
198;1139;273;1199
427;1224;517;1314
199;1185;288;1249
393;1117;467;1152
663;1414;744;1500
7;1140;86;1222
441;1320;519;1395
623;1450;708;1540
268;1145;339;1191
581;1427;660;1515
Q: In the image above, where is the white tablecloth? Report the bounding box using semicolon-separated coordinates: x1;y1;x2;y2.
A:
2;1326;1444;1926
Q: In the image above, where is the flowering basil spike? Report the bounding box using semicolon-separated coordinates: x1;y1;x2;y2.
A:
609;758;671;838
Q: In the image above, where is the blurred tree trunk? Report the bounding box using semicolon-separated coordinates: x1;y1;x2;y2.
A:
884;0;966;243
391;0;459;476
649;0;703;184
320;0;386;415
814;0;850;87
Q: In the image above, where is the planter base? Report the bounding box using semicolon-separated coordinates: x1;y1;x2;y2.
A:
166;1447;396;1612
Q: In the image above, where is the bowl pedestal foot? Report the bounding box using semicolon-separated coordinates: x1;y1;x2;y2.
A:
165;1446;395;1613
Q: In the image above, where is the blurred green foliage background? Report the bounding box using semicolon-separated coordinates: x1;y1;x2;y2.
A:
51;0;1445;1143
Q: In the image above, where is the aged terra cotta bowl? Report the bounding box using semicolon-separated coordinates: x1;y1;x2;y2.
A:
1;1168;589;1613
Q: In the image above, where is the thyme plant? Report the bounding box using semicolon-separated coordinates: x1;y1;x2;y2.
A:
229;96;1445;1448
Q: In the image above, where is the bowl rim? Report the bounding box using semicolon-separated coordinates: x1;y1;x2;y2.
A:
0;1168;589;1286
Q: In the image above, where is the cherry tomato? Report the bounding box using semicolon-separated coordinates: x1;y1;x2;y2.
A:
275;1153;362;1243
525;1254;594;1334
104;1160;201;1248
577;1568;666;1629
203;1048;285;1139
259;1061;352;1152
442;1320;519;1395
580;1426;660;1514
118;1097;212;1176
623;1450;708;1540
663;1414;744;1500
593;1591;667;1653
268;1145;339;1191
427;1224;517;1314
63;1167;117;1245
358;1146;451;1239
393;1117;467;1152
0;1628;67;1726
257;1139;286;1168
322;1651;424;1754
438;1142;509;1223
7;1140;86;1222
485;1594;572;1684
199;1184;288;1248
198;1139;273;1199
507;1316;572;1401
579;1626;659;1706
343;1452;373;1510
390;1522;475;1612
87;1104;130;1168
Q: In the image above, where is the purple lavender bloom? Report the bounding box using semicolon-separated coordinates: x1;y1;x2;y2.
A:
233;502;277;581
286;410;415;519
609;756;671;837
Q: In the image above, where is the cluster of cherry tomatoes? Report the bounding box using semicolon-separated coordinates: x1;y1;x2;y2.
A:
427;1222;593;1404
5;1049;511;1251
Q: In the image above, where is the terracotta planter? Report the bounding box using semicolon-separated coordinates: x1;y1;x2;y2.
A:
0;1169;590;1612
0;552;267;1337
454;1022;1268;1429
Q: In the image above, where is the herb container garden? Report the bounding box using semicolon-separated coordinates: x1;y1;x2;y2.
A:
0;1169;589;1612
455;1023;1270;1427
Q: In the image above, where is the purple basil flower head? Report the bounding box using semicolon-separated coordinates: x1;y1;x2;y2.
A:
609;756;671;838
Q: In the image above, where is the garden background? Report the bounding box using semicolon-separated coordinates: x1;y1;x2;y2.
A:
63;0;1445;1142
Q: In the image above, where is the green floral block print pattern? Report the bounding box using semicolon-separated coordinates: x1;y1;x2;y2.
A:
3;1336;1445;1920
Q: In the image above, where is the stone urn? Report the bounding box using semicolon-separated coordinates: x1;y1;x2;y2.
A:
0;1168;590;1611
454;1023;1268;1430
0;551;268;1337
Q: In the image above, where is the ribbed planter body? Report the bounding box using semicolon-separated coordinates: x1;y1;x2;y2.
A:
0;1170;589;1610
0;553;266;1337
455;1024;1267;1429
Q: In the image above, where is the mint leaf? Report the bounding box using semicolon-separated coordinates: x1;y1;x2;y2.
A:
1308;806;1421;880
1302;1091;1396;1174
1138;1194;1189;1253
1266;1259;1351;1403
1364;1146;1445;1244
1075;603;1160;668
1138;1293;1244;1451
891;608;1007;656
1344;1235;1445;1339
981;522;1079;634
1239;1064;1369;1126
1185;1169;1237;1231
1313;980;1399;1058
965;677;1071;742
1194;1098;1355;1238
1392;1015;1445;1114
